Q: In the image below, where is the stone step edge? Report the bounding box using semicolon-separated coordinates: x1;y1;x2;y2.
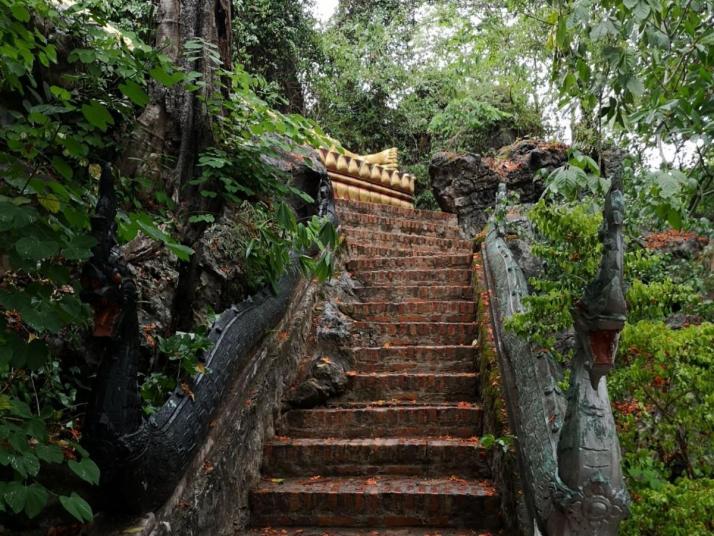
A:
335;199;456;221
265;436;485;446
252;475;498;494
245;528;495;535
347;254;472;263
347;372;478;379
338;210;462;230
343;228;471;247
350;344;476;351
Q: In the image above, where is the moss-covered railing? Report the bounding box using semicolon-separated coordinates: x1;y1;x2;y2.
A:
479;183;629;535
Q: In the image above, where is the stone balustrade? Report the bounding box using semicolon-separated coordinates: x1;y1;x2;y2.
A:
318;148;416;208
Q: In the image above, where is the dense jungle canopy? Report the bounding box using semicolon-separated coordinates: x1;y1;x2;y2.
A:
0;0;712;534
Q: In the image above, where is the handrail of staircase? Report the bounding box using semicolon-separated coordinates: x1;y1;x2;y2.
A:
482;181;630;535
318;148;416;208
80;153;337;513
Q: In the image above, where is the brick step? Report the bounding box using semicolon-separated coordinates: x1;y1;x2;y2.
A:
276;405;483;439
354;285;473;302
249;475;501;528
344;228;472;252
354;268;472;286
347;243;451;258
261;437;491;478
341;301;475;323
347;254;472;272
335;199;457;224
246;528;496;535
338;372;478;403
338;211;462;239
351;321;477;346
350;345;474;373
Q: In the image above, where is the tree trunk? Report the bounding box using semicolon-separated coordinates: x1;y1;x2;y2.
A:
120;0;233;330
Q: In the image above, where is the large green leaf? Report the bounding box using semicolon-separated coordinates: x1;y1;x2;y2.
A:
59;493;93;523
3;482;27;514
119;80;150;106
15;237;59;261
10;452;40;478
35;444;64;464
68;457;100;485
81;101;114;131
24;484;48;519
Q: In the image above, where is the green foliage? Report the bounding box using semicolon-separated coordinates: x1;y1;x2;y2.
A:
612;321;713;533
240;202;340;291
139;330;212;414
509;196;712;533
305;1;545;209
232;0;319;112
626;167;699;230
549;0;714;219
0;396;97;522
612;321;714;481
0;0;172;522
428;97;513;151
0;0;337;526
626;279;697;323
620;477;714;536
505;200;602;354
541;148;610;200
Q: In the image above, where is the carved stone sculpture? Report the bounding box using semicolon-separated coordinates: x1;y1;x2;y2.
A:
335;146;399;170
548;173;630;536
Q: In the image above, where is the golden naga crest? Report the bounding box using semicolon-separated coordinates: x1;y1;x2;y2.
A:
319;145;414;208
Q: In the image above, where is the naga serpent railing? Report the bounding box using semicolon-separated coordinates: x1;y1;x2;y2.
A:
482;180;629;535
318;148;416;208
80;155;337;513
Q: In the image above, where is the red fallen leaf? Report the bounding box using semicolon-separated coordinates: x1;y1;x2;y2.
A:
180;382;195;401
202;461;214;474
449;475;468;483
457;401;473;409
277;330;290;343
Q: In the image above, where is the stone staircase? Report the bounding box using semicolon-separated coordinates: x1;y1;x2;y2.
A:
247;200;502;535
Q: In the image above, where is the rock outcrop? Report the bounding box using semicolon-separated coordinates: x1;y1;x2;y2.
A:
429;139;568;237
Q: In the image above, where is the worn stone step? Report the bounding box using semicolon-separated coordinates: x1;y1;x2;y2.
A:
276;405;483;439
355;268;472;286
261;437;491;478
335;199;457;224
347;254;472;272
338;211;462;239
354;285;473;302
347;243;448;258
338;372;478;403
344;228;472;252
246;528;496;535
249;475;501;528
351;321;477;346
341;301;475;323
350;345;475;373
